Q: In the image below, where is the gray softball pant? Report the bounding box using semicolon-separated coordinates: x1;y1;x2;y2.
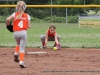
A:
40;35;60;42
14;30;27;53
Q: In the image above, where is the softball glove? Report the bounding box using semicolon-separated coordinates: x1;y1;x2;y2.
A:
6;23;13;32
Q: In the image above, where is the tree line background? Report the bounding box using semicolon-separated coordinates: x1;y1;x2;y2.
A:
0;0;100;23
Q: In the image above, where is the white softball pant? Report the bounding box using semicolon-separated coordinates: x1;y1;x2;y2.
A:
40;35;60;42
14;30;27;53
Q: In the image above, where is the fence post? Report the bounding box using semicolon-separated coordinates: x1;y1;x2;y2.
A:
66;8;68;25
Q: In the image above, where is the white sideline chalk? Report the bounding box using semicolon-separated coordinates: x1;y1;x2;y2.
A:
27;52;47;54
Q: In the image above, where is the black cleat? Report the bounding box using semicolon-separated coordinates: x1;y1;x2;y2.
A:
14;55;19;62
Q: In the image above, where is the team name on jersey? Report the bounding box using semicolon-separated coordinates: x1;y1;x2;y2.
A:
20;17;26;20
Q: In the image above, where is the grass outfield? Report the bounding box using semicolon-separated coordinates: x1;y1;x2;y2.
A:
0;23;100;48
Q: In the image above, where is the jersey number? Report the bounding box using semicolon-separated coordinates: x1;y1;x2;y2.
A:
18;21;23;28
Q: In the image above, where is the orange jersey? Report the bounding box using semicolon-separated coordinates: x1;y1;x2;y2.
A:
13;12;28;31
47;29;56;37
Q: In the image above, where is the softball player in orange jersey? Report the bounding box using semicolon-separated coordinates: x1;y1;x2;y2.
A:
6;1;31;68
40;25;61;49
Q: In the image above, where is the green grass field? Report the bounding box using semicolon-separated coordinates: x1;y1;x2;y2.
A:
1;23;100;48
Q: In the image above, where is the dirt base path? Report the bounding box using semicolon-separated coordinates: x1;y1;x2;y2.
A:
0;48;100;75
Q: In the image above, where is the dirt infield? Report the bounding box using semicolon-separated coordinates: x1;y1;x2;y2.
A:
0;48;100;75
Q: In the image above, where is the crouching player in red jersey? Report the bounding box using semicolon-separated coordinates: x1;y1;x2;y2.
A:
40;24;61;49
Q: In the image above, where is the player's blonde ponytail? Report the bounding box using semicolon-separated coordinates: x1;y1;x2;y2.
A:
15;1;26;20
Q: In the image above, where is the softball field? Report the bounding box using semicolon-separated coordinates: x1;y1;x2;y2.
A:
0;47;100;75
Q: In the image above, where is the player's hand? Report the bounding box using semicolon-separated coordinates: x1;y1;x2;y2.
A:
6;22;10;26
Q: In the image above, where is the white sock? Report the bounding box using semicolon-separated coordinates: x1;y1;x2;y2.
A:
14;52;18;55
19;61;24;64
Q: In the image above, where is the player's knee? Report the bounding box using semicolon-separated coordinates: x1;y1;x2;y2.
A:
40;35;45;40
40;35;44;39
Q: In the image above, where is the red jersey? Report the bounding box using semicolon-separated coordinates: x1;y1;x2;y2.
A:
47;29;56;37
13;12;28;31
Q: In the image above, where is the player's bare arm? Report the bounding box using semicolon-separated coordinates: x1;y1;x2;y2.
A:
6;15;13;26
55;33;59;45
27;20;31;28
